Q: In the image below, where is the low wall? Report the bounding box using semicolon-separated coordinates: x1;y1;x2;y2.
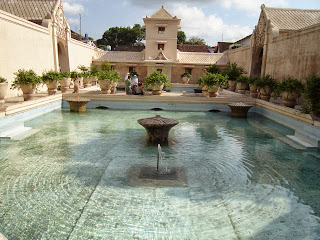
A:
227;45;252;75
265;24;320;80
0;10;55;97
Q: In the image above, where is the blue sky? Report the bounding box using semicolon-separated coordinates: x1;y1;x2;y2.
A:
63;0;320;46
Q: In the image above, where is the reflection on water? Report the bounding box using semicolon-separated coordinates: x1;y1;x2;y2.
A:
0;109;319;239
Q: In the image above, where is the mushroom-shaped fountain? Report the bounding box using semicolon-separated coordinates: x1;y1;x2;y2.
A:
137;115;179;144
66;96;90;112
228;102;253;118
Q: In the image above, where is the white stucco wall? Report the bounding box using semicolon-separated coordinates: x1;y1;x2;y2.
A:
0;10;55;97
68;39;96;71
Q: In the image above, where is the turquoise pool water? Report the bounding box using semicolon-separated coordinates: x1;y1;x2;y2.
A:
0;109;319;239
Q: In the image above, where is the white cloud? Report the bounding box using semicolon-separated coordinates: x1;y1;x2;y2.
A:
170;4;252;46
67;17;80;25
220;0;288;16
63;2;84;15
128;0;288;17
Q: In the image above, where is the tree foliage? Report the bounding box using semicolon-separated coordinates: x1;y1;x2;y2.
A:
177;30;186;44
97;24;145;50
185;37;206;45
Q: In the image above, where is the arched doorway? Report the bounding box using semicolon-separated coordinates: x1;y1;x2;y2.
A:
57;42;70;72
251;47;263;77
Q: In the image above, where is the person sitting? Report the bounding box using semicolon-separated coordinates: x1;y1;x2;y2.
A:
135;82;144;95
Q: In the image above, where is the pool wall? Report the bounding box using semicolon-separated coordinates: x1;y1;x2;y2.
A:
1;94;319;148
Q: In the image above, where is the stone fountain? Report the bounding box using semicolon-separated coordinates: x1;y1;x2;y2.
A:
228;102;253;118
66;96;90;112
137;115;179;144
132;115;186;186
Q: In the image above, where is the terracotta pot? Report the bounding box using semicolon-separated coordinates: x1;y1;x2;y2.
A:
282;91;299;108
228;80;236;92
111;82;118;94
20;83;35;101
260;86;272;101
46;81;59;95
79;77;84;88
0;83;8;103
208;84;220;97
202;86;208;97
61;77;71;93
91;76;98;86
249;84;258;98
151;84;164;95
236;82;248;94
99;79;112;94
83;77;91;88
181;76;190;84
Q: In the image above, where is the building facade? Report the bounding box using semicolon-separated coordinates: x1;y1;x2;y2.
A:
93;6;226;83
227;4;320;81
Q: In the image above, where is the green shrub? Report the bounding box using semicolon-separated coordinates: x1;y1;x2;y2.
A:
78;65;91;77
206;64;220;74
180;72;192;78
144;71;170;90
98;70;120;82
255;75;278;92
90;65;99;77
225;63;245;80
236;75;249;84
0;77;7;83
303;75;320;117
202;73;228;90
60;72;71;78
42;70;62;83
11;69;40;89
275;77;304;97
248;76;259;85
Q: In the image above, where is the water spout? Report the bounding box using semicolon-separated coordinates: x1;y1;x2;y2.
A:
157;144;161;171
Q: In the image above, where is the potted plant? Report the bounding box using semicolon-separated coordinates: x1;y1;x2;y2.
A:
206;64;220;74
180;72;191;84
110;71;120;94
255;75;278;101
236;75;249;94
202;73;228;97
275;77;304;108
144;71;170;95
196;77;207;96
248;76;259;98
98;69;120;94
60;72;71;93
0;76;8;103
225;63;245;92
90;64;99;86
78;65;91;88
42;70;61;95
11;69;41;101
303;75;320;117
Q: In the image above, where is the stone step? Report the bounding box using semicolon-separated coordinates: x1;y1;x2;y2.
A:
286;135;317;148
295;130;320;148
0;121;33;140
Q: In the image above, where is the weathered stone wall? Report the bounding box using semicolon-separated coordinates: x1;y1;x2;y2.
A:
0;10;54;97
227;45;252;75
265;24;320;80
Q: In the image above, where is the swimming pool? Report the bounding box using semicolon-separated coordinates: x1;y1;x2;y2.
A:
0;109;319;239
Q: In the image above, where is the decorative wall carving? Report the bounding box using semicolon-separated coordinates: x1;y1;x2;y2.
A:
55;2;67;41
253;13;267;50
